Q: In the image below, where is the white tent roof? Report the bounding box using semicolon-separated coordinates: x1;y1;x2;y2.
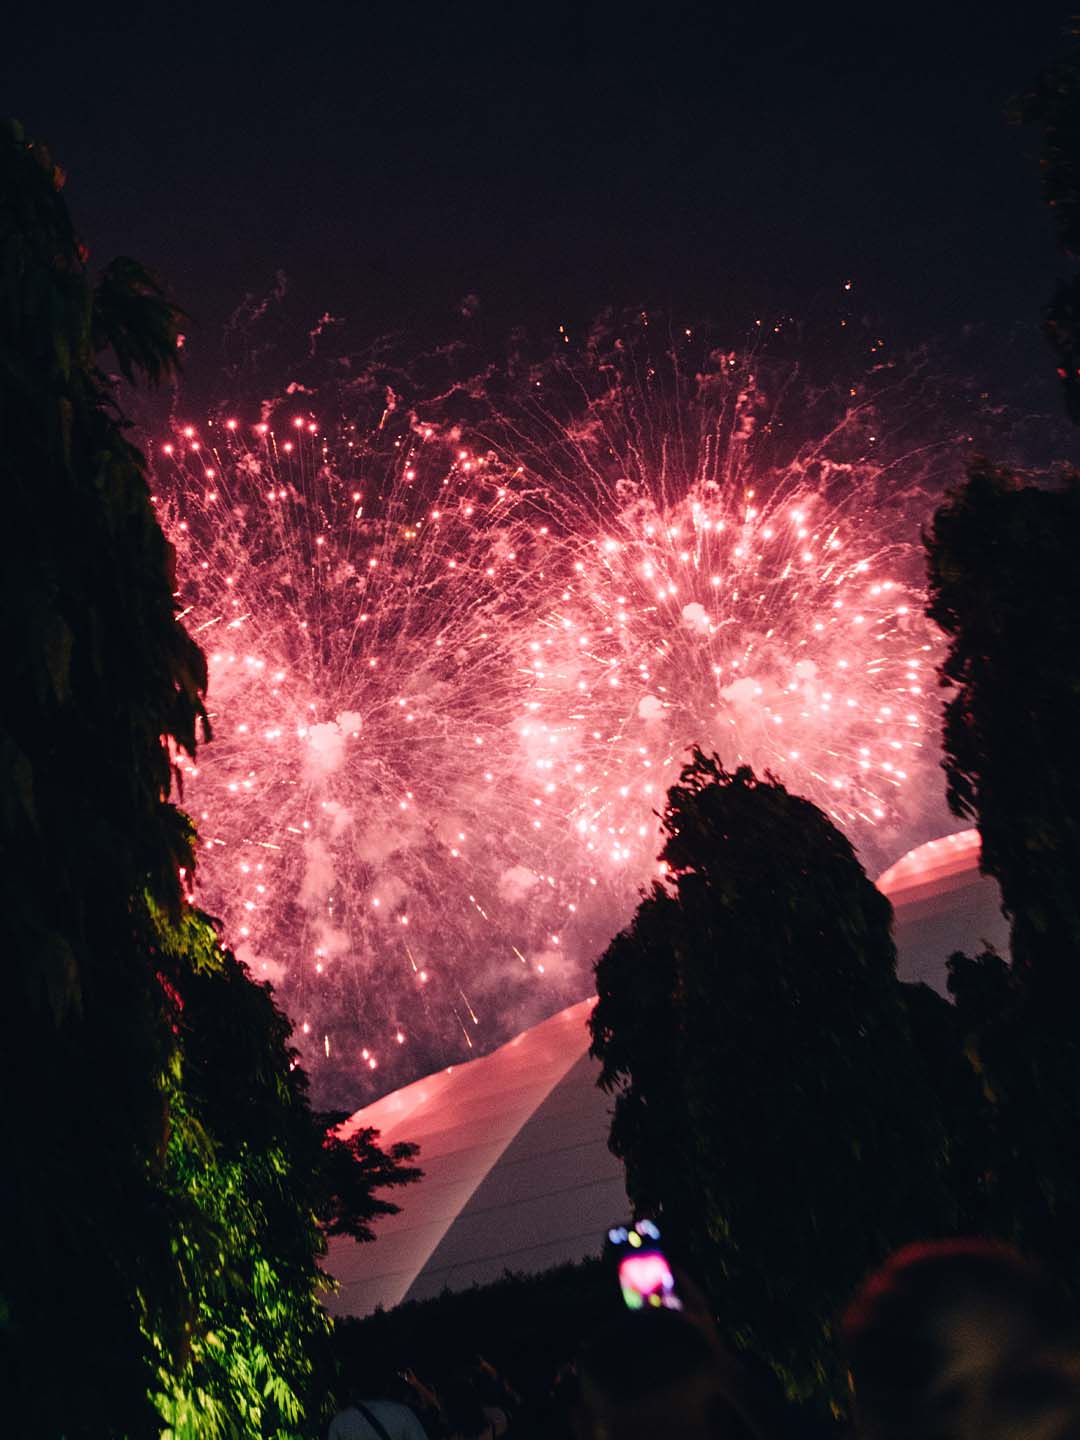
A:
326;998;624;1317
881;829;1007;989
326;829;1007;1318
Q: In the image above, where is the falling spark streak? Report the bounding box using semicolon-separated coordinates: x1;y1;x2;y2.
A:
157;333;959;1102
458;988;480;1025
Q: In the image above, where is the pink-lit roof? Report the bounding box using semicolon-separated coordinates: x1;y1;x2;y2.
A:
876;828;981;897
326;999;625;1317
327;830;1006;1318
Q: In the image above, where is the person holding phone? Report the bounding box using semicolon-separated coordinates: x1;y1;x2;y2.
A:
573;1220;780;1439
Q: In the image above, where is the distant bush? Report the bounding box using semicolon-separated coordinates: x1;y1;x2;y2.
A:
332;1259;610;1394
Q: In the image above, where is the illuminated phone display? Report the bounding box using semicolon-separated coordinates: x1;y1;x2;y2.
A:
607;1219;684;1311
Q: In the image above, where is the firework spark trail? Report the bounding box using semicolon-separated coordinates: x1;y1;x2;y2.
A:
157;341;954;1101
162;412;557;1084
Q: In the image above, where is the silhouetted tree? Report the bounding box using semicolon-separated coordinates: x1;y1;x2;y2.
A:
926;460;1080;1009
897;977;992;1234
925;462;1080;1285
1;117;205;1439
944;945;1080;1278
590;751;953;1411
0;121;418;1439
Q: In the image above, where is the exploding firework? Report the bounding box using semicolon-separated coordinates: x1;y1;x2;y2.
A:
158;331;957;1101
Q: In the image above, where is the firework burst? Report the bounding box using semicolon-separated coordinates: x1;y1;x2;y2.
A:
158;334;955;1101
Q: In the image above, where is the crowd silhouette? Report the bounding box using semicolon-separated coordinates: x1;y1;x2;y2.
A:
328;1238;1080;1438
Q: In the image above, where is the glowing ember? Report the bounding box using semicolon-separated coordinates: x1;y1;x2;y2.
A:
158;338;954;1100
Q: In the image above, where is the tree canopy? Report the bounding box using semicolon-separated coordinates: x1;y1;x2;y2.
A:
589;751;953;1410
925;459;1080;1288
925;459;1080;1010
0;120;419;1439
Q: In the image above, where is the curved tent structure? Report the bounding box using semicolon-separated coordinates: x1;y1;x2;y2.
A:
326;998;621;1318
326;829;1007;1318
879;828;1006;987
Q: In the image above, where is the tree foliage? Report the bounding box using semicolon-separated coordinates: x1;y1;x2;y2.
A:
334;1258;613;1403
925;461;1080;1287
151;908;420;1439
944;946;1080;1279
925;460;1080;1006
1;116;205;1439
0;120;419;1438
912;30;1080;1293
589;752;954;1409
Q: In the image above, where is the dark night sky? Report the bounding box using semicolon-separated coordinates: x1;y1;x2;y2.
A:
5;4;1075;398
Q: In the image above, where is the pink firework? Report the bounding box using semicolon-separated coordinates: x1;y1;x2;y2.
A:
157;340;955;1100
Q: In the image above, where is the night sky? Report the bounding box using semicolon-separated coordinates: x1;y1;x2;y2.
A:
5;4;1076;400
8;3;1079;1102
